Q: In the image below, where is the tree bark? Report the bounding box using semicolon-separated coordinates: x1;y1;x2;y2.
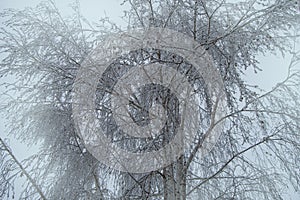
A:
163;156;187;200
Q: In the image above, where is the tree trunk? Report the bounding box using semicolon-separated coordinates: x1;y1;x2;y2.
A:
163;156;187;200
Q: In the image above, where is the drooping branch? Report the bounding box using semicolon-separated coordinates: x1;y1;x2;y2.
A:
0;137;47;200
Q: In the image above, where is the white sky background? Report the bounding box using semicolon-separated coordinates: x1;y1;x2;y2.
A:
0;0;299;199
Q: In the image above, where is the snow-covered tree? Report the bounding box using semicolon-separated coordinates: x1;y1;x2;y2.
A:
0;0;300;199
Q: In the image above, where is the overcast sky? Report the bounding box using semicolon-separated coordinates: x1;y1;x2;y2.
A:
0;0;126;153
0;0;299;199
0;0;296;90
0;1;127;198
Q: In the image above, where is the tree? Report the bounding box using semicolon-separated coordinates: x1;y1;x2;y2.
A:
0;0;300;199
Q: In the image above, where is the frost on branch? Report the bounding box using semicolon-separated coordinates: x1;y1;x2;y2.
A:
0;0;300;199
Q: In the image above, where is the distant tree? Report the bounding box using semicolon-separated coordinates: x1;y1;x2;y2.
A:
0;0;300;199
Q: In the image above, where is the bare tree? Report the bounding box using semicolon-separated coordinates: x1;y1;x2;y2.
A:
0;0;300;199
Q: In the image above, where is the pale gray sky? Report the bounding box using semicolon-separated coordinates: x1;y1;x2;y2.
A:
0;0;299;199
0;1;127;198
